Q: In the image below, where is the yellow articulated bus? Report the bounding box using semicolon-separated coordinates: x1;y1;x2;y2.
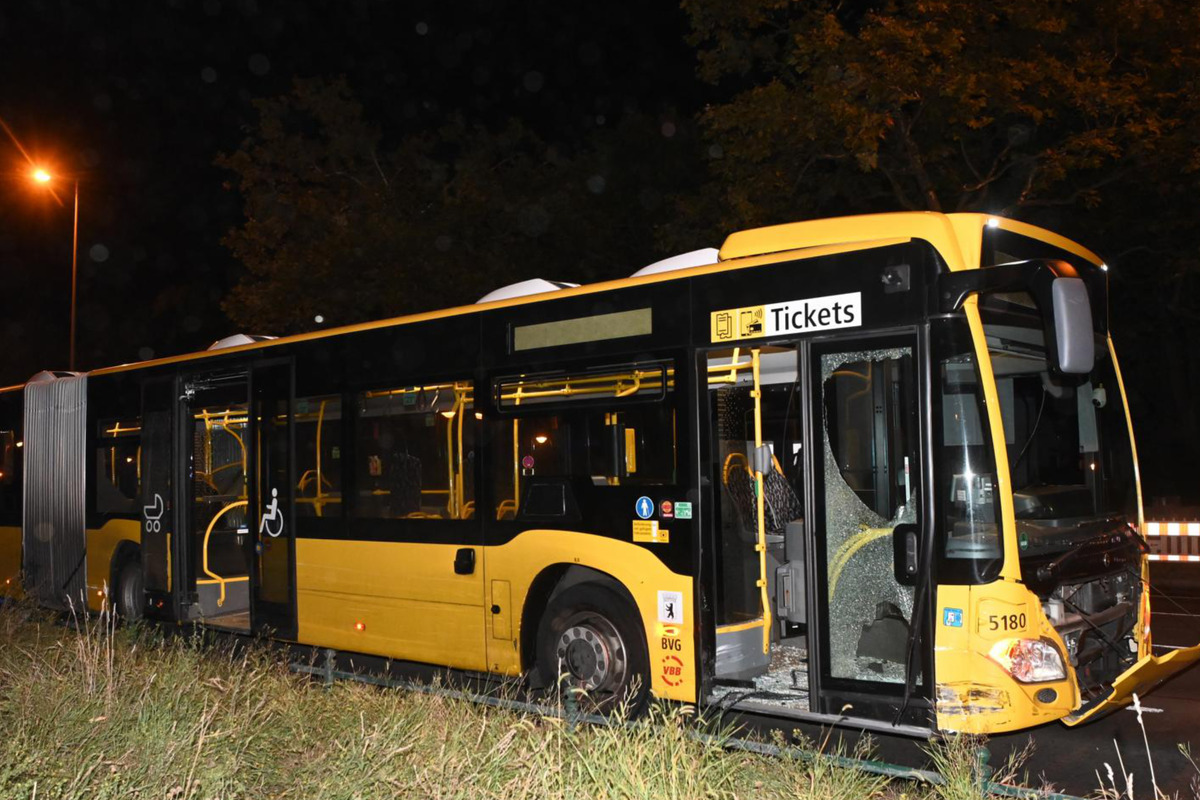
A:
1;211;1196;736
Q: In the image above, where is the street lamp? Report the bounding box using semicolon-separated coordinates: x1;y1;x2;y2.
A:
29;168;80;371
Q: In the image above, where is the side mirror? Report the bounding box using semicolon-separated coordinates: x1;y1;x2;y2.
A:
892;523;920;586
938;259;1099;377
1046;277;1094;375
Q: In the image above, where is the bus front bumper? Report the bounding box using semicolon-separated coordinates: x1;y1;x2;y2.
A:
1064;641;1200;725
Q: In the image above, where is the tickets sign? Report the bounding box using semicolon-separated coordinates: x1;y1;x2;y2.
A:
710;292;862;343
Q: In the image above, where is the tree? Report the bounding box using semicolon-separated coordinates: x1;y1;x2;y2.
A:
218;77;703;334
679;0;1200;224
677;0;1200;500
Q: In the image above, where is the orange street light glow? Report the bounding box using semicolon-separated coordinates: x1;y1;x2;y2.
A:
32;168;52;183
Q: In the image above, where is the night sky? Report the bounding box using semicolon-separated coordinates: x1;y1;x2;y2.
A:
2;2;1198;504
0;0;700;380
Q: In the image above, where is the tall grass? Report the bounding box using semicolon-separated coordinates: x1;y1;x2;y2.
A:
0;600;1015;800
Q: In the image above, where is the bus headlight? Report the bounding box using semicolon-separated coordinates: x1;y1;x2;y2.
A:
988;638;1066;683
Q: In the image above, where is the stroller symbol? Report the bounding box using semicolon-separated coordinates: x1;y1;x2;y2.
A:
143;493;165;534
259;488;285;538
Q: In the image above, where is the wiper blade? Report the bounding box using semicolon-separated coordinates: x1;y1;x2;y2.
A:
1035;522;1144;584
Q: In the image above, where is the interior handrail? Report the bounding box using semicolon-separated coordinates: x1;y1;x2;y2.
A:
750;348;772;655
203;499;248;608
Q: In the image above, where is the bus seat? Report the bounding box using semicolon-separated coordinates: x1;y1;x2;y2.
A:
763;469;803;534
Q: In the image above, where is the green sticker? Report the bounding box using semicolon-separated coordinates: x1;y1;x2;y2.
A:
1019;532;1029;550
675;501;693;520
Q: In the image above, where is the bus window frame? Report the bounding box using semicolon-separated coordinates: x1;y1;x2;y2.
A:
930;315;1005;586
342;373;482;543
481;352;688;540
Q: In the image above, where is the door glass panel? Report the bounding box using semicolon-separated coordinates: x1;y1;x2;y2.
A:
820;346;917;683
140;380;175;599
252;364;294;635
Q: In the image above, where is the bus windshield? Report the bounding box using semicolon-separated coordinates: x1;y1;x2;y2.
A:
982;294;1138;558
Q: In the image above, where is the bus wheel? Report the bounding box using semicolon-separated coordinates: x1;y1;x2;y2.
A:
536;583;649;714
115;559;144;621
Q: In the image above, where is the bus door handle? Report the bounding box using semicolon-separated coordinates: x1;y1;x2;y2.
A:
892;523;920;585
454;548;476;575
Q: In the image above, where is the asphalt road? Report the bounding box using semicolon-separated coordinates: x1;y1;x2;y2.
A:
989;564;1200;797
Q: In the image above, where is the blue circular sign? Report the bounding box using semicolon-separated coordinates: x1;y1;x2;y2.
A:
635;496;654;520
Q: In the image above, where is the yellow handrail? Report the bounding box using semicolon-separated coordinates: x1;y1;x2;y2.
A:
498;369;672;404
707;347;751;386
315;399;327;516
613;372;643;398
212;422;248;484
751;348;772;655
455;385;467;517
203;500;248;608
445;394;459;517
722;452;748;486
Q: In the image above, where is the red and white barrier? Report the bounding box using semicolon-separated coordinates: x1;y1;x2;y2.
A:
1144;522;1200;562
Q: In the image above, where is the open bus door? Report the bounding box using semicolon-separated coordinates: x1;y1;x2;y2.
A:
248;360;297;639
703;332;932;729
173;361;297;638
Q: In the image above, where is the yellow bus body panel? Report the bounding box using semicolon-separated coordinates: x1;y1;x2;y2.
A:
935;581;1078;734
0;524;21;598
295;530;696;704
296;539;488;672
483;529;696;704
86;519;141;612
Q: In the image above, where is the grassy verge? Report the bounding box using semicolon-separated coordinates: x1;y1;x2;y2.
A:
0;602;1010;800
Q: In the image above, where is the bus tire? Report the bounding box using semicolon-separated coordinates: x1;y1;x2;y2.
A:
115;558;144;621
536;583;650;714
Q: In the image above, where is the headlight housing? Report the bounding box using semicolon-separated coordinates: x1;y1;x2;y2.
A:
988;637;1067;683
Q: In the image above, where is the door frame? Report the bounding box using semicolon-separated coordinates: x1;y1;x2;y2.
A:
804;325;935;725
177;368;249;622
171;360;298;637
247;357;298;639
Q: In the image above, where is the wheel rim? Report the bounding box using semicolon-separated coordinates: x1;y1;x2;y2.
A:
555;612;629;694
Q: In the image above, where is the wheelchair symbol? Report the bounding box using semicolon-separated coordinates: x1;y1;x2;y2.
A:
143;493;165;534
259;488;285;538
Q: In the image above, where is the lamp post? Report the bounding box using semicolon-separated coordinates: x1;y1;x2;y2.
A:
31;169;80;372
